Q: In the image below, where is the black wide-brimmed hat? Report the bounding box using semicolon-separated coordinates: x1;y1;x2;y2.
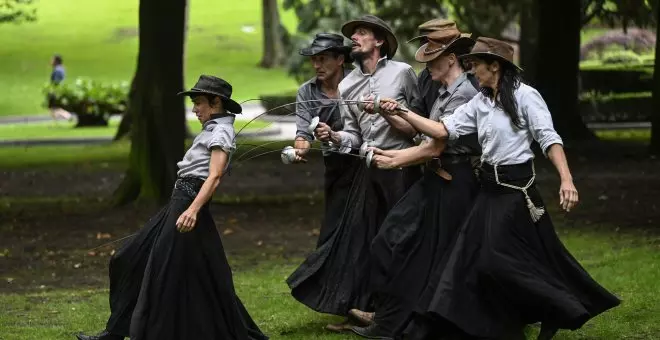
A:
300;33;353;62
341;14;398;59
177;75;242;114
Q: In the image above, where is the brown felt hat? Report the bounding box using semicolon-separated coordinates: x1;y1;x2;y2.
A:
341;14;398;59
408;18;459;43
459;37;522;71
414;22;474;63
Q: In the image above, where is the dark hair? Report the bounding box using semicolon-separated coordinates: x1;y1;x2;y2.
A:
371;27;390;58
53;54;63;65
476;55;523;129
443;44;472;71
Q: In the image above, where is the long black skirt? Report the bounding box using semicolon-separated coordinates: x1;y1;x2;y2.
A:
409;161;621;339
317;153;360;246
369;160;479;336
104;182;268;340
287;163;421;315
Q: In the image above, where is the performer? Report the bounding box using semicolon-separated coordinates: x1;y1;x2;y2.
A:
371;37;621;340
76;76;268;340
349;22;480;339
287;14;422;332
290;33;359;247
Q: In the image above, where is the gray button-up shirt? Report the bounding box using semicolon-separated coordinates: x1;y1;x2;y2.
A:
336;57;420;153
177;114;236;179
295;69;351;156
427;72;479;155
442;83;563;165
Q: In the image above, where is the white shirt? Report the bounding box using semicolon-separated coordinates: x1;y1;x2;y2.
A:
177;115;236;179
442;83;563;165
336;57;420;152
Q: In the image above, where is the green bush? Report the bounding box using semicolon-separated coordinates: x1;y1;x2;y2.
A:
259;91;298;116
601;50;642;64
43;77;129;127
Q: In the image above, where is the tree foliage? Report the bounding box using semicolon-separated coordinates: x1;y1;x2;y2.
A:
0;0;36;24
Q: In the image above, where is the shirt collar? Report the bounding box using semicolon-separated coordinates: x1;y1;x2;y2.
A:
352;56;388;76
203;113;235;129
438;72;469;98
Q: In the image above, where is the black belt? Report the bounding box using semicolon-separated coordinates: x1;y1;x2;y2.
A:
173;177;205;199
426;154;472;168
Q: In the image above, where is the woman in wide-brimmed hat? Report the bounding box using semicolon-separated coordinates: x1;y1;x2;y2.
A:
349;22;481;340
369;37;620;340
77;75;268;340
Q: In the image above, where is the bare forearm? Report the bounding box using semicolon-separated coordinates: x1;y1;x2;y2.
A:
547;144;573;182
382;114;417;138
188;175;221;211
398;110;448;140
391;140;445;168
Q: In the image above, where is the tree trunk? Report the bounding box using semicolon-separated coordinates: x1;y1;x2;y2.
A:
650;5;660;155
535;0;595;140
113;0;187;205
259;0;285;68
519;0;539;86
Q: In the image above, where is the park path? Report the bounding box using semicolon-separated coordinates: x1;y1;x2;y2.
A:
0;103;299;146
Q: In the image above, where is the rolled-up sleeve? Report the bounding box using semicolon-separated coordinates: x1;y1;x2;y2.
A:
207;124;236;154
522;88;563;156
441;97;478;141
295;87;314;142
336;98;362;153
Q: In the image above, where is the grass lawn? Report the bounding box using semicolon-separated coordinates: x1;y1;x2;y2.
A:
0;118;271;141
0;0;299;116
0;139;295;169
0;227;658;339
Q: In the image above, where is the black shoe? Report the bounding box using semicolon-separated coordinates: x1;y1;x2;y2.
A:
76;330;124;340
350;324;394;340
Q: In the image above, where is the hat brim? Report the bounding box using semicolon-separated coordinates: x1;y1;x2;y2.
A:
341;20;398;59
415;36;475;63
299;46;354;63
458;52;523;72
177;89;243;114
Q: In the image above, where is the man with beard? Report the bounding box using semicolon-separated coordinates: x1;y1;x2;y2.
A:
286;15;422;333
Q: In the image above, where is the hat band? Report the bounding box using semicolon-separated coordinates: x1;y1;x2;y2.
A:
423;35;461;55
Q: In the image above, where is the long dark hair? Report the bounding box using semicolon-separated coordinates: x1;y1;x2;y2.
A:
477;56;523;129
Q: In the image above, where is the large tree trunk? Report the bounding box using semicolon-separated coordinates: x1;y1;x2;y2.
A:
113;0;187;205
259;0;285;68
535;0;595;140
519;0;539;86
651;6;660;155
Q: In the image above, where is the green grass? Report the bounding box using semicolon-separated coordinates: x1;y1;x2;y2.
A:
594;128;651;142
0;119;270;141
0;0;299;116
0;139;296;169
0;227;658;339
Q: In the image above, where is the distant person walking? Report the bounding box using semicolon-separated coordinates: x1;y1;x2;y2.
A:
47;54;73;122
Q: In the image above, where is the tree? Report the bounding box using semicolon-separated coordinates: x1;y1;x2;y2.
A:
651;2;660;154
113;0;188;205
259;0;287;68
0;0;36;24
535;0;595;140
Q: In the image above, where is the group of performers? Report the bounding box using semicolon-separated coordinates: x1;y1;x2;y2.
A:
76;14;620;340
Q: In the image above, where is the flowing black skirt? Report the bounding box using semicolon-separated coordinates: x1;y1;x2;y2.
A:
318;153;361;246
406;161;621;339
287;164;421;315
104;179;268;340
369;160;479;336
